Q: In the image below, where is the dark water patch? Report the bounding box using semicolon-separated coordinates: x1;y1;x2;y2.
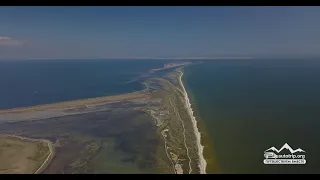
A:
43;139;86;174
0;107;160;173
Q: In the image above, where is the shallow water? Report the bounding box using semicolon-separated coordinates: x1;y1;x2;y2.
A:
0;107;159;173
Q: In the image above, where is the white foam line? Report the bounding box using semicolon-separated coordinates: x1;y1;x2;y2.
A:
178;71;207;174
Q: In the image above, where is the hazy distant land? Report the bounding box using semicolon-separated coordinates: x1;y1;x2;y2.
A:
0;62;211;174
149;62;191;73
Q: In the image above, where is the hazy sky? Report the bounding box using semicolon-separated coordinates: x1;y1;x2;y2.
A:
0;6;320;59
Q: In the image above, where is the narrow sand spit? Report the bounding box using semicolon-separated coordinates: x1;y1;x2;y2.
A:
178;71;207;174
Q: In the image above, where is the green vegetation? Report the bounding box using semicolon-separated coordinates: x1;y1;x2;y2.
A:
0;135;52;174
143;71;201;174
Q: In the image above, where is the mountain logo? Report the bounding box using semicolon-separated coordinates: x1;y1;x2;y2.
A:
265;143;305;154
263;143;306;165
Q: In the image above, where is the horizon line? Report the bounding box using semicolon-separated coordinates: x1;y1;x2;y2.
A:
0;56;256;60
1;56;320;61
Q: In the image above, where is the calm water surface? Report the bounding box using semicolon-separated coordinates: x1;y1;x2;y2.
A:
183;59;320;173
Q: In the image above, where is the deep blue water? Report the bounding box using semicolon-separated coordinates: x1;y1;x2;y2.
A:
0;59;173;109
183;59;320;173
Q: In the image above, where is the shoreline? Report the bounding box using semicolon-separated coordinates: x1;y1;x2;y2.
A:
34;139;54;174
0;78;151;113
0;91;148;114
177;70;207;174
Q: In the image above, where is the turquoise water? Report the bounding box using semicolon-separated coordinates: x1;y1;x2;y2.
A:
0;59;173;109
183;59;320;173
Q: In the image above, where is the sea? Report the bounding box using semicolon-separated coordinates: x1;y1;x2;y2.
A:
1;58;320;174
0;59;173;109
183;59;320;174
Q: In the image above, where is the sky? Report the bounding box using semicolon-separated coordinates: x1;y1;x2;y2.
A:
0;6;320;59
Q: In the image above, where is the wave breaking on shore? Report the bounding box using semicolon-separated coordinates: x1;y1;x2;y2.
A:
178;70;207;174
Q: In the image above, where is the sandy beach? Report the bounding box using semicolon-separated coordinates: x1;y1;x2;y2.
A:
178;70;207;174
